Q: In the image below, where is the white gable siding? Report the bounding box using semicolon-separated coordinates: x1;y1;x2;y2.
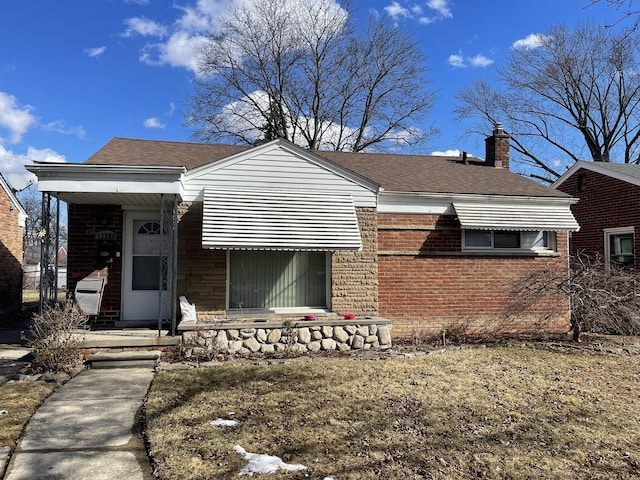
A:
183;145;376;207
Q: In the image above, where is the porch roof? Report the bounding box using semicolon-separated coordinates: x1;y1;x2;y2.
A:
25;163;186;205
202;188;363;251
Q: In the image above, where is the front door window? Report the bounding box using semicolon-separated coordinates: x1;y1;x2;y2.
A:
132;220;166;290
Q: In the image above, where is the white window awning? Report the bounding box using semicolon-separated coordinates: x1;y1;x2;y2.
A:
202;188;362;251
453;202;580;231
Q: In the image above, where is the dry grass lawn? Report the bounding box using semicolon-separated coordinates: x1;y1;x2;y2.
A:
146;347;640;480
0;381;56;448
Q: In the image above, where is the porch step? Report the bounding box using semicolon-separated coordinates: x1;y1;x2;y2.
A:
87;350;162;369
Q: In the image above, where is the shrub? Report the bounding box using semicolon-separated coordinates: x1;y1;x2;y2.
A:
507;253;640;341
24;305;87;373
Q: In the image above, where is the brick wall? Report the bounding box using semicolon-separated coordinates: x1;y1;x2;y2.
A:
331;207;378;316
67;204;122;323
556;167;640;264
0;189;24;314
377;212;570;339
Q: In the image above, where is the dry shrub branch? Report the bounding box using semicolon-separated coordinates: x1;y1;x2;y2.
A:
507;253;640;341
24;305;87;373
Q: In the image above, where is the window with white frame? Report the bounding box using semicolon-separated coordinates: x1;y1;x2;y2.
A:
463;230;555;252
228;250;329;310
604;227;635;269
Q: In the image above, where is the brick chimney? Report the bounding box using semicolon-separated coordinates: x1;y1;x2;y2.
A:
485;122;510;169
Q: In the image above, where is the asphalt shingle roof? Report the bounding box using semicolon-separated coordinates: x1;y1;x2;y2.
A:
85;137;570;198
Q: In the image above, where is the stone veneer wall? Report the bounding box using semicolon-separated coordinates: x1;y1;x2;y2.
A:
180;321;392;358
177;202;226;315
331;207;378;316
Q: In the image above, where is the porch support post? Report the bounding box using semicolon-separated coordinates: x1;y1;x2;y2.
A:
170;194;178;336
158;194;165;337
38;192;60;312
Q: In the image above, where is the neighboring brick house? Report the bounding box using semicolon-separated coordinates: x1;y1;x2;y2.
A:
0;173;27;315
553;161;640;270
27;126;579;338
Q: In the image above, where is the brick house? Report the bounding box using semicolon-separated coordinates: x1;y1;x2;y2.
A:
553;161;640;270
27;125;578;338
0;173;27;315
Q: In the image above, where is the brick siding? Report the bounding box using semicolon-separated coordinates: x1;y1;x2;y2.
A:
377;212;570;339
0;189;24;314
556;167;640;265
67;204;122;324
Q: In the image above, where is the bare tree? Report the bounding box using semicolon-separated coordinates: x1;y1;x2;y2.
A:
588;0;640;31
187;0;436;152
455;23;640;183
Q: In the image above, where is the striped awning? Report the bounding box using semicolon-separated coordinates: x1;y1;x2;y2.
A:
453;202;580;231
202;188;362;251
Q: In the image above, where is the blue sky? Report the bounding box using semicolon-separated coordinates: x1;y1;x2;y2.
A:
0;0;625;185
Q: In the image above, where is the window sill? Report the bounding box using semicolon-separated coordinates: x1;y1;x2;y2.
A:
379;250;560;257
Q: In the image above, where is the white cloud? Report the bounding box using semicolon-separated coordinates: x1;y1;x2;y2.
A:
143;117;165;129
386;0;452;24
448;54;465;68
0;145;65;184
124;0;149;4
41;120;86;138
448;52;493;68
141;32;208;72
0;92;36;145
512;33;550;50
128;0;349;75
385;1;410;19
84;46;106;58
431;149;461;156
427;0;452;18
469;54;494;67
123;17;168;38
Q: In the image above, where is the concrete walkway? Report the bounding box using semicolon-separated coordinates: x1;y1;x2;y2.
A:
3;368;156;480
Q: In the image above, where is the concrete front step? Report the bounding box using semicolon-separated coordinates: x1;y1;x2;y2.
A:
88;350;162;369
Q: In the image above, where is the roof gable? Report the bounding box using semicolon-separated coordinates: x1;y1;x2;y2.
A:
183;139;378;206
553;160;640;189
0;173;27;216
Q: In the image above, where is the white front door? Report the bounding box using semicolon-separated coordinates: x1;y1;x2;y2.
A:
122;211;169;322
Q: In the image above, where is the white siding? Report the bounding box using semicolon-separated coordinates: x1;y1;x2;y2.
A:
184;145;377;207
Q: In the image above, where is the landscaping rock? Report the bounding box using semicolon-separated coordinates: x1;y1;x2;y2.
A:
243;337;261;353
352;335;365;350
267;329;282;343
298;328;311;344
321;339;337;351
334;326;349;343
378;326;392;346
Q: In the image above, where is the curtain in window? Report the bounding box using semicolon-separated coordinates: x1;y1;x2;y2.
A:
229;251;327;309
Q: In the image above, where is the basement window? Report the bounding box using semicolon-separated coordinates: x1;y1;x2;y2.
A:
463;230;555;252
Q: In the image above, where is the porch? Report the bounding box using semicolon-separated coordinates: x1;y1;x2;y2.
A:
76;315;393;363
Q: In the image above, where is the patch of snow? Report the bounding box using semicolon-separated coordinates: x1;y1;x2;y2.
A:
233;445;308;476
210;418;238;427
